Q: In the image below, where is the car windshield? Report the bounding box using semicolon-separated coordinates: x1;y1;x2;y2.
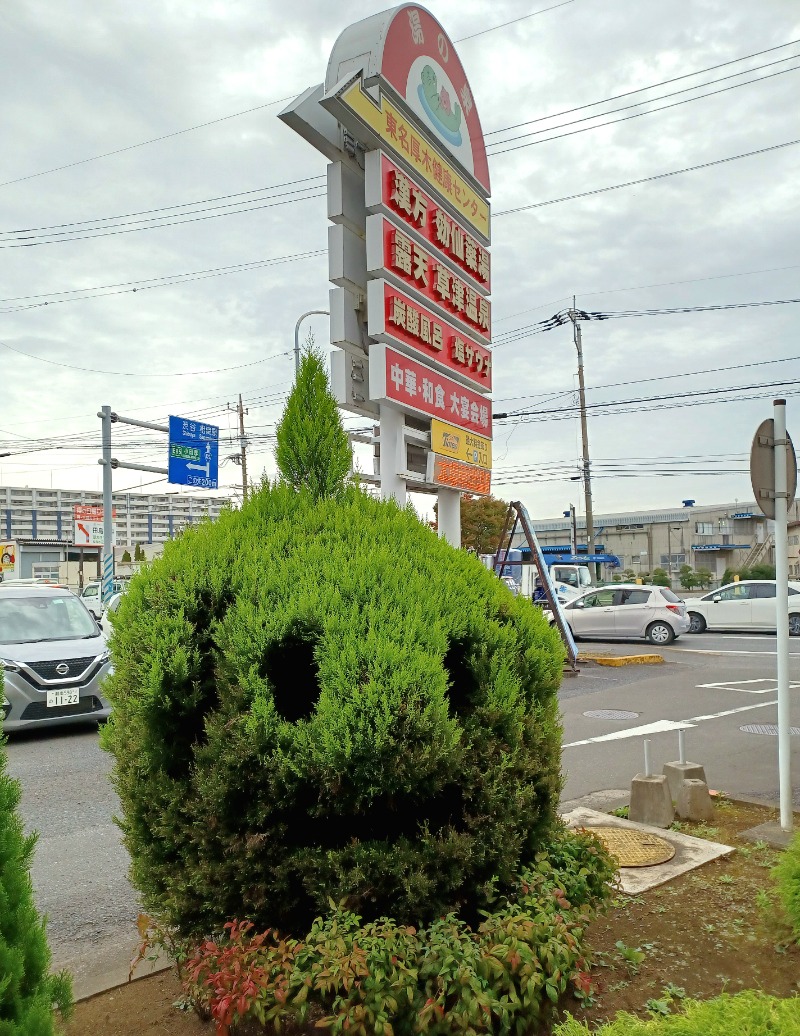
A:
0;594;98;644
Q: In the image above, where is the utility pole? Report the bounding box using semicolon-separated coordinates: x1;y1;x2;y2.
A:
568;301;595;574
237;394;249;503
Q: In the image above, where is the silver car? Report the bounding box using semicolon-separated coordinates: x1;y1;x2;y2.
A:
0;584;112;732
559;583;690;645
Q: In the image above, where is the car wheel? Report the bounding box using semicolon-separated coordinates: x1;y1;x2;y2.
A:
789;614;800;637
646;621;675;646
688;612;707;634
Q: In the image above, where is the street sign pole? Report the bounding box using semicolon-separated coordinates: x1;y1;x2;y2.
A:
750;400;796;833
773;399;792;832
98;405;115;605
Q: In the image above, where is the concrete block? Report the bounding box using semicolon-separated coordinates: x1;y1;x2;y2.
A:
629;773;674;829
663;761;707;802
676;778;715;821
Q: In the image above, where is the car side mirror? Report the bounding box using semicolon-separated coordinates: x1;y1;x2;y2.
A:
573;600;585;609
712;595;721;603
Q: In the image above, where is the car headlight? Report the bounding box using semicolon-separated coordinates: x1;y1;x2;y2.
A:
98;650;111;666
1;658;20;672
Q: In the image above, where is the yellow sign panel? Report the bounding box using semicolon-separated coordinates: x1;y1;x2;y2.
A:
431;420;492;469
339;79;490;241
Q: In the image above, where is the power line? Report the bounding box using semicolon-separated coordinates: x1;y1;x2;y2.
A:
0;174;326;236
0;336;293;377
488;61;800;154
0;249;325;313
486;41;800;142
493;137;800;217
455;0;576;41
0;188;326;249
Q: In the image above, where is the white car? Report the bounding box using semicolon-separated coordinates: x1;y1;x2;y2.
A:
687;580;800;635
100;590;127;638
556;584;690;645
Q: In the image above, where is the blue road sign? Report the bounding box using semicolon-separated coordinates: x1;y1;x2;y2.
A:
168;416;219;489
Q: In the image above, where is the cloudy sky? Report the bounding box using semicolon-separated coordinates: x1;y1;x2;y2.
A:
1;0;798;523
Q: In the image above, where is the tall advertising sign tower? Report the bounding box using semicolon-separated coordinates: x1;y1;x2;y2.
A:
280;5;491;546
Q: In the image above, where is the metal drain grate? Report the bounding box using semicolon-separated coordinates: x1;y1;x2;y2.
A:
584;709;640;720
740;724;800;736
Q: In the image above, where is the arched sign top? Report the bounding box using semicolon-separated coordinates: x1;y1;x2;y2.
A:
325;4;490;195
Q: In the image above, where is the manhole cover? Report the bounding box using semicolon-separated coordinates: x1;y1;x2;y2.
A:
590;827;676;867
583;709;640;720
740;724;800;736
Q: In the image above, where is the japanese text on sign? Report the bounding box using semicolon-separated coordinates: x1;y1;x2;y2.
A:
368;154;490;290
431;419;492;468
378;217;491;340
371;344;491;436
339;80;490;240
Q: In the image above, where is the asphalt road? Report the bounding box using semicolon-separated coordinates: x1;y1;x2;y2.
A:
4;636;799;997
563;634;800;807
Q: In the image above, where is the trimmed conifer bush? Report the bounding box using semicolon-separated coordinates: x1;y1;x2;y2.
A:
773;827;800;943
0;712;72;1034
102;483;565;937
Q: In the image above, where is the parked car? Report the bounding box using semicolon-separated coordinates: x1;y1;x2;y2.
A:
0;584;111;731
100;589;127;638
554;584;690;645
686;580;800;635
80;579;125;619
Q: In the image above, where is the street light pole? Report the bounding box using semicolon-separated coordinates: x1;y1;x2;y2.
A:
294;310;330;374
568;304;595;571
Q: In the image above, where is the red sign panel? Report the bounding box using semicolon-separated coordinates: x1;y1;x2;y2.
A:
74;505;116;520
368;214;491;341
369;344;492;437
368;280;492;392
432;456;491;497
366;152;490;292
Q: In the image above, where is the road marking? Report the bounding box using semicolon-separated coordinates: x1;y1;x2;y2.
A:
564;699;778;748
696;678;800;694
667;647;800;656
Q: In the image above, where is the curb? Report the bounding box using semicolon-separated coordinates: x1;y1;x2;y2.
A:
579;652;664;666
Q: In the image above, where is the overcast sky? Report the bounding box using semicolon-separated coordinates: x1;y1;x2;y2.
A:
1;0;798;523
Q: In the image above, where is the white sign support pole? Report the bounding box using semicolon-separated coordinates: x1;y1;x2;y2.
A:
437;488;461;547
97;405;115;605
773;397;793;832
379;405;406;505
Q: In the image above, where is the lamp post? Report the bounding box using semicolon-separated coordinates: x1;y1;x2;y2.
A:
294;310;330;374
667;524;682;587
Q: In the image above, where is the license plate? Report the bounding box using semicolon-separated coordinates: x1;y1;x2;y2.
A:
46;689;80;708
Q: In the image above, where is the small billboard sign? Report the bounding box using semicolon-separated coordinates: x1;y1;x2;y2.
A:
431;419;491;468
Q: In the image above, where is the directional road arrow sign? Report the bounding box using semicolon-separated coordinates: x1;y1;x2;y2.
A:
168;416;219;489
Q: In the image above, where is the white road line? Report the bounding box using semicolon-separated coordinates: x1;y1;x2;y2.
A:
668;647;800;656
696;678;800;695
563;699;777;748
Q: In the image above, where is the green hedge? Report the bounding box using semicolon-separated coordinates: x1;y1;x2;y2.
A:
773;828;800;943
555;991;800;1034
103;484;565;937
0;715;72;1034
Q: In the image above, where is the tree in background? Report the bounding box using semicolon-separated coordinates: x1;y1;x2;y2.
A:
651;567;670;587
120;550;132;564
0;706;72;1033
695;569;712;589
460;495;510;554
275;347;352;501
679;565;698;590
133;544;146;563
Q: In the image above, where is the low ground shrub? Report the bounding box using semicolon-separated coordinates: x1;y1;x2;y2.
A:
181;827;616;1035
554;990;800;1034
773;828;800;943
0;720;72;1034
